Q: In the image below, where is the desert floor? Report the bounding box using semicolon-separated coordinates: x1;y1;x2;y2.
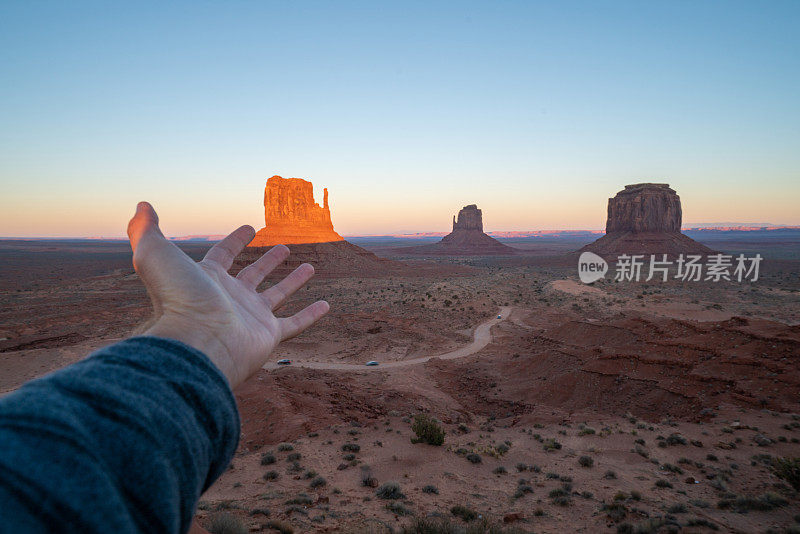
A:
1;238;799;533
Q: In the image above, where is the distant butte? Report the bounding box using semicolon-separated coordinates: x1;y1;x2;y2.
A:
580;183;713;257
249;176;343;247
401;204;516;256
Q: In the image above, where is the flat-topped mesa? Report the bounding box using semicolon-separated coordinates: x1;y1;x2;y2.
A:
606;183;682;233
249;176;343;247
452;204;483;232
580;182;714;257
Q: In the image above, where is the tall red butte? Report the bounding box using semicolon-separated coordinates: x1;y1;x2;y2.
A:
249;176;343;247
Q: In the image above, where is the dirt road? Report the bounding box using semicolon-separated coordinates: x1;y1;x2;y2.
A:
263;306;512;371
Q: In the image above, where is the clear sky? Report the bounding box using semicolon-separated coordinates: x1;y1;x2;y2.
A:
1;1;798;237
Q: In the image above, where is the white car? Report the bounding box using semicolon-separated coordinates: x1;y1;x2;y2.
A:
365;361;379;366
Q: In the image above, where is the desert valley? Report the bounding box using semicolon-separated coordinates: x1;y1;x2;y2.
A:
1;177;799;534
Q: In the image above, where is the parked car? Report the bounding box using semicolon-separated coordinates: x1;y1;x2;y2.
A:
365;361;379;366
277;359;291;365
496;314;502;319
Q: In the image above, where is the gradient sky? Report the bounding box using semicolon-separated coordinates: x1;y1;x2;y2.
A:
1;1;798;237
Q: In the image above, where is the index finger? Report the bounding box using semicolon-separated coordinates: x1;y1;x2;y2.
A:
202;225;256;271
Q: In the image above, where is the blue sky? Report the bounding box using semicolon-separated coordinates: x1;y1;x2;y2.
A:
1;1;798;236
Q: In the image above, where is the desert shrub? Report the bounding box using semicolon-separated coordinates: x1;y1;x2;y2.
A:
654;479;672;489
265;520;293;534
717;492;788;512
249;508;270;517
579;427;596;436
285;494;313;506
543;438;562;452
578;455;594;468
260;452;276;465
685;518;718;530
376;481;404;500
208;513;248;534
771;457;800;490
343;453;356;461
302;470;317;479
386;502;413;516
706;453;718;462
630;491;642;501
360;466;378;487
450;505;477;522
411;414;446;446
466;453;481;464
661;463;682;474
263;471;279;481
286;452;301;462
604;470;617;479
493;466;507;475
277;443;294;452
309;476;326;488
400;517;520;533
342;443;361;453
667;503;687;514
665;433;687;446
515;463;528;472
600;502;628;522
422;485;439;494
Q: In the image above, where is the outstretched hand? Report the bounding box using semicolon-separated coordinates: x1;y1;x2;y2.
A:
127;202;329;388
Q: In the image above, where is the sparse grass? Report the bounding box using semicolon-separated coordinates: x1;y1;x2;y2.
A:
604;470;617;479
309;476;326;488
422;485;439;494
342;443;361;453
286;452;301;462
277;443;294;452
493;466;507;475
208;513;248;534
578;455;594;468
600;501;628;522
375;481;404;500
654;479;672;489
260;452;276;465
411;414;446;446
450;505;478;522
285;495;313;506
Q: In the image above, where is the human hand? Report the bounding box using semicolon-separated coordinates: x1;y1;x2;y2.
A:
127;202;329;388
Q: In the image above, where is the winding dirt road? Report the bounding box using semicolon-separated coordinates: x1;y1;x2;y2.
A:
263;306;512;371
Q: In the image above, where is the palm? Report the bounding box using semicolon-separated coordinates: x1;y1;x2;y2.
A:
128;202;328;387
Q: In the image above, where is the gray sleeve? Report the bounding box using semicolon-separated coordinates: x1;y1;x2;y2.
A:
0;336;241;534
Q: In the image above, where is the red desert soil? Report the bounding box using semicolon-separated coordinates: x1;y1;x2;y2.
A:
1;239;799;532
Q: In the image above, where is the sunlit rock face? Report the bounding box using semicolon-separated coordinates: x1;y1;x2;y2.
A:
249;176;343;246
581;183;713;257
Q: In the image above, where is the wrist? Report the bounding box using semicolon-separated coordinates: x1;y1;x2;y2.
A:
144;317;236;386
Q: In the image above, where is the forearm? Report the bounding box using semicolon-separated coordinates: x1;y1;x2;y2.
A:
0;337;240;534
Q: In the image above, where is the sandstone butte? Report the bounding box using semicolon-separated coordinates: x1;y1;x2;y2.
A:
402;204;516;255
581;183;713;256
248;176;343;247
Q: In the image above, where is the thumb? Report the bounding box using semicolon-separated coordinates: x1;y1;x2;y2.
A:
127;202;163;252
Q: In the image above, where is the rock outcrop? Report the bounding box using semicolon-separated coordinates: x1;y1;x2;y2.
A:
243;175;408;277
401;205;516;256
606;183;681;233
581;183;713;257
249;176;343;247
